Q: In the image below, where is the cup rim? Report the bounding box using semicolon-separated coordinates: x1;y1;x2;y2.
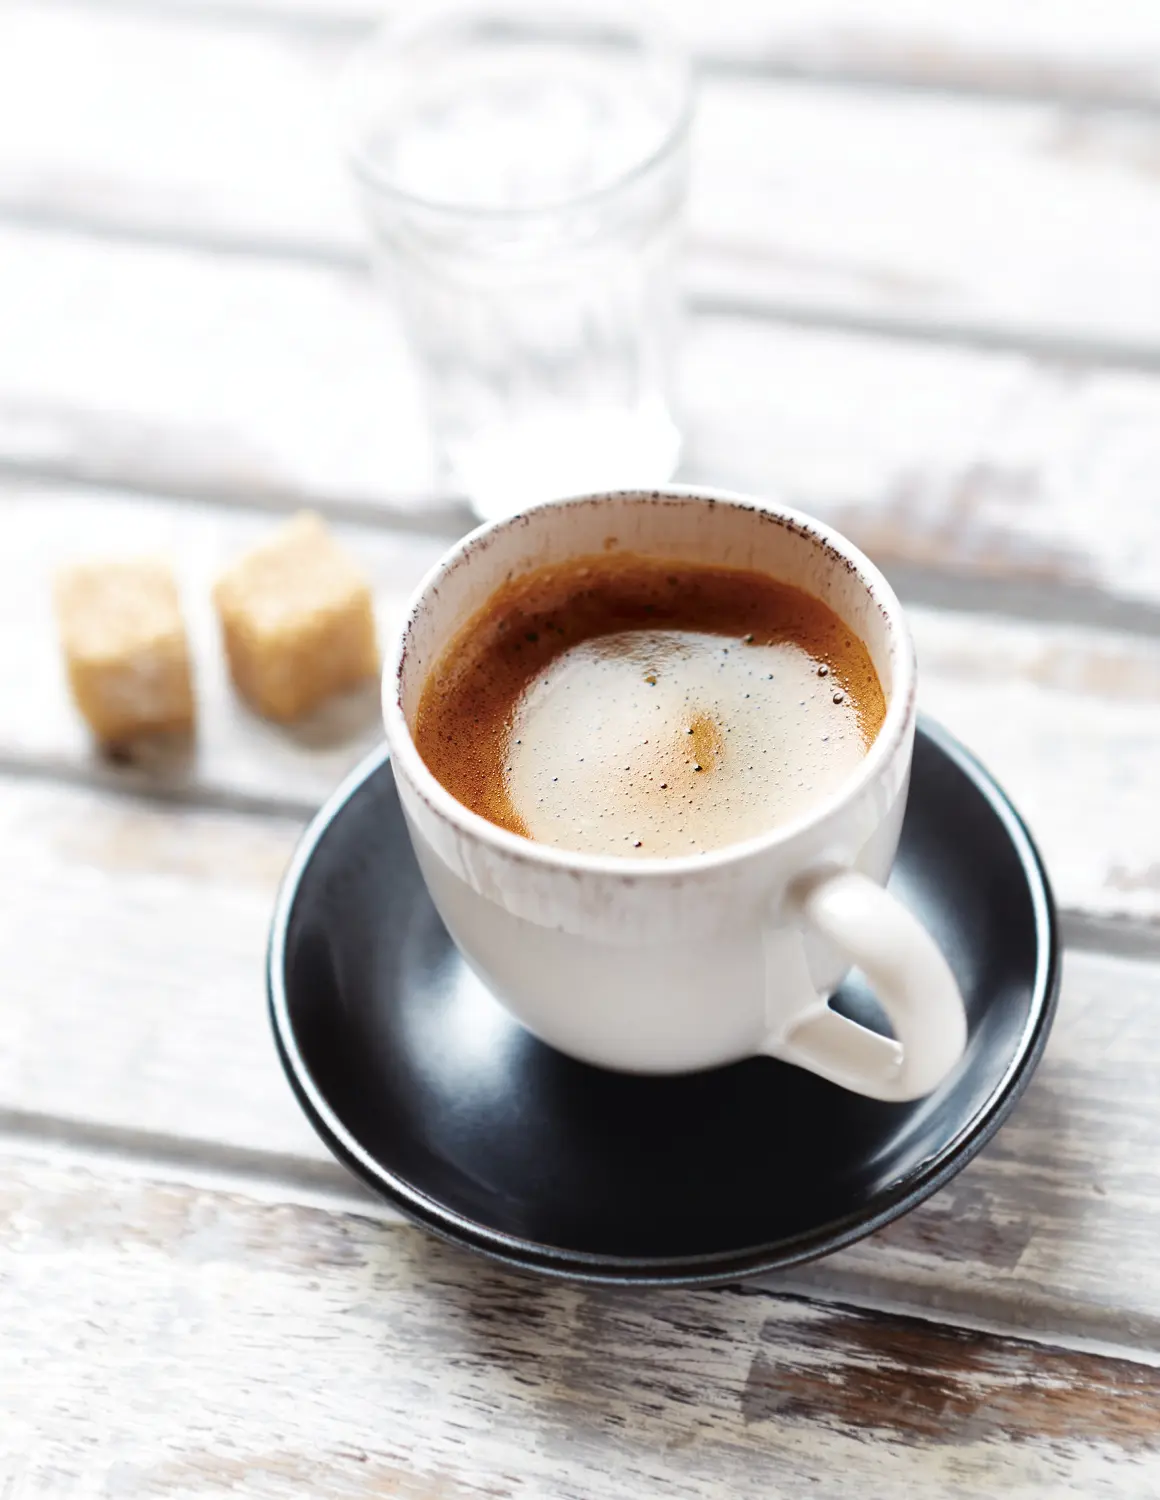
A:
340;0;694;221
382;485;917;879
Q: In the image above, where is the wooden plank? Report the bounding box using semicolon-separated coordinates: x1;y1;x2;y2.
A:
42;0;1160;106
6;482;1160;921
4;771;1160;1347
682;0;1160;104
3;1152;1160;1498
914;612;1160;927
1;487;448;810
6;7;1160;353
684;318;1160;611
782;947;1160;1346
689;83;1160;358
0;227;440;510
0;780;320;1164
0;4;363;256
9;225;1160;612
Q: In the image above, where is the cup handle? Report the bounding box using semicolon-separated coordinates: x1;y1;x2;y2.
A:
776;869;968;1101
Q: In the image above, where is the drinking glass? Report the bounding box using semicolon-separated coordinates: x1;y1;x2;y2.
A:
343;0;693;521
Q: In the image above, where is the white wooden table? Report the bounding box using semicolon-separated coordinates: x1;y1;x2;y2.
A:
4;1;1160;1492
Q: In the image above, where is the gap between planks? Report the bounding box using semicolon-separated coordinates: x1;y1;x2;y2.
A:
2;747;1159;963
5;1145;1160;1500
5;1105;1160;1375
5;482;1160;925
12;465;1160;645
10;225;1160;623
1;766;1160;1354
27;0;1160;114
8;204;1160;377
7;7;1160;358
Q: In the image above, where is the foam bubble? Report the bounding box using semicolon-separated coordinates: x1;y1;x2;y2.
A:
505;630;867;855
413;553;885;858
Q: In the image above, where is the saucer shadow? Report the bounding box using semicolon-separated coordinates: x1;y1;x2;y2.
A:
272;721;1059;1281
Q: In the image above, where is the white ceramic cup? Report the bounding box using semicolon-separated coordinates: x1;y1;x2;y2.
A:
383;487;967;1100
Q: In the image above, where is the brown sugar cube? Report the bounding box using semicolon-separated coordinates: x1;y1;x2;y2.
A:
213;512;379;722
54;559;195;746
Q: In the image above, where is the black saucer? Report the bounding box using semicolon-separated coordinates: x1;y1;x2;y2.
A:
269;719;1059;1285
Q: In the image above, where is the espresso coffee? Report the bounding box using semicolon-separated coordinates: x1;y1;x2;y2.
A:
414;553;886;858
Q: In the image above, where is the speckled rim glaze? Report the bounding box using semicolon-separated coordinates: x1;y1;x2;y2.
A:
382;485;917;879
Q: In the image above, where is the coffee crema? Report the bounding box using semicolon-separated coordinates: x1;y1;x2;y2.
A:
414;553;886;858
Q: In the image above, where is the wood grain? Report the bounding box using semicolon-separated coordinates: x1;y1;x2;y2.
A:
156;0;1160;108
690;82;1160;357
0;775;317;1163
781;946;1160;1346
2;769;1160;1346
5;483;1160;921
4;1;1160;1482
0;226;440;510
5;5;1160;354
684;319;1160;612
682;0;1160;104
11;225;1160;614
1;486;447;811
3;1149;1160;1497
